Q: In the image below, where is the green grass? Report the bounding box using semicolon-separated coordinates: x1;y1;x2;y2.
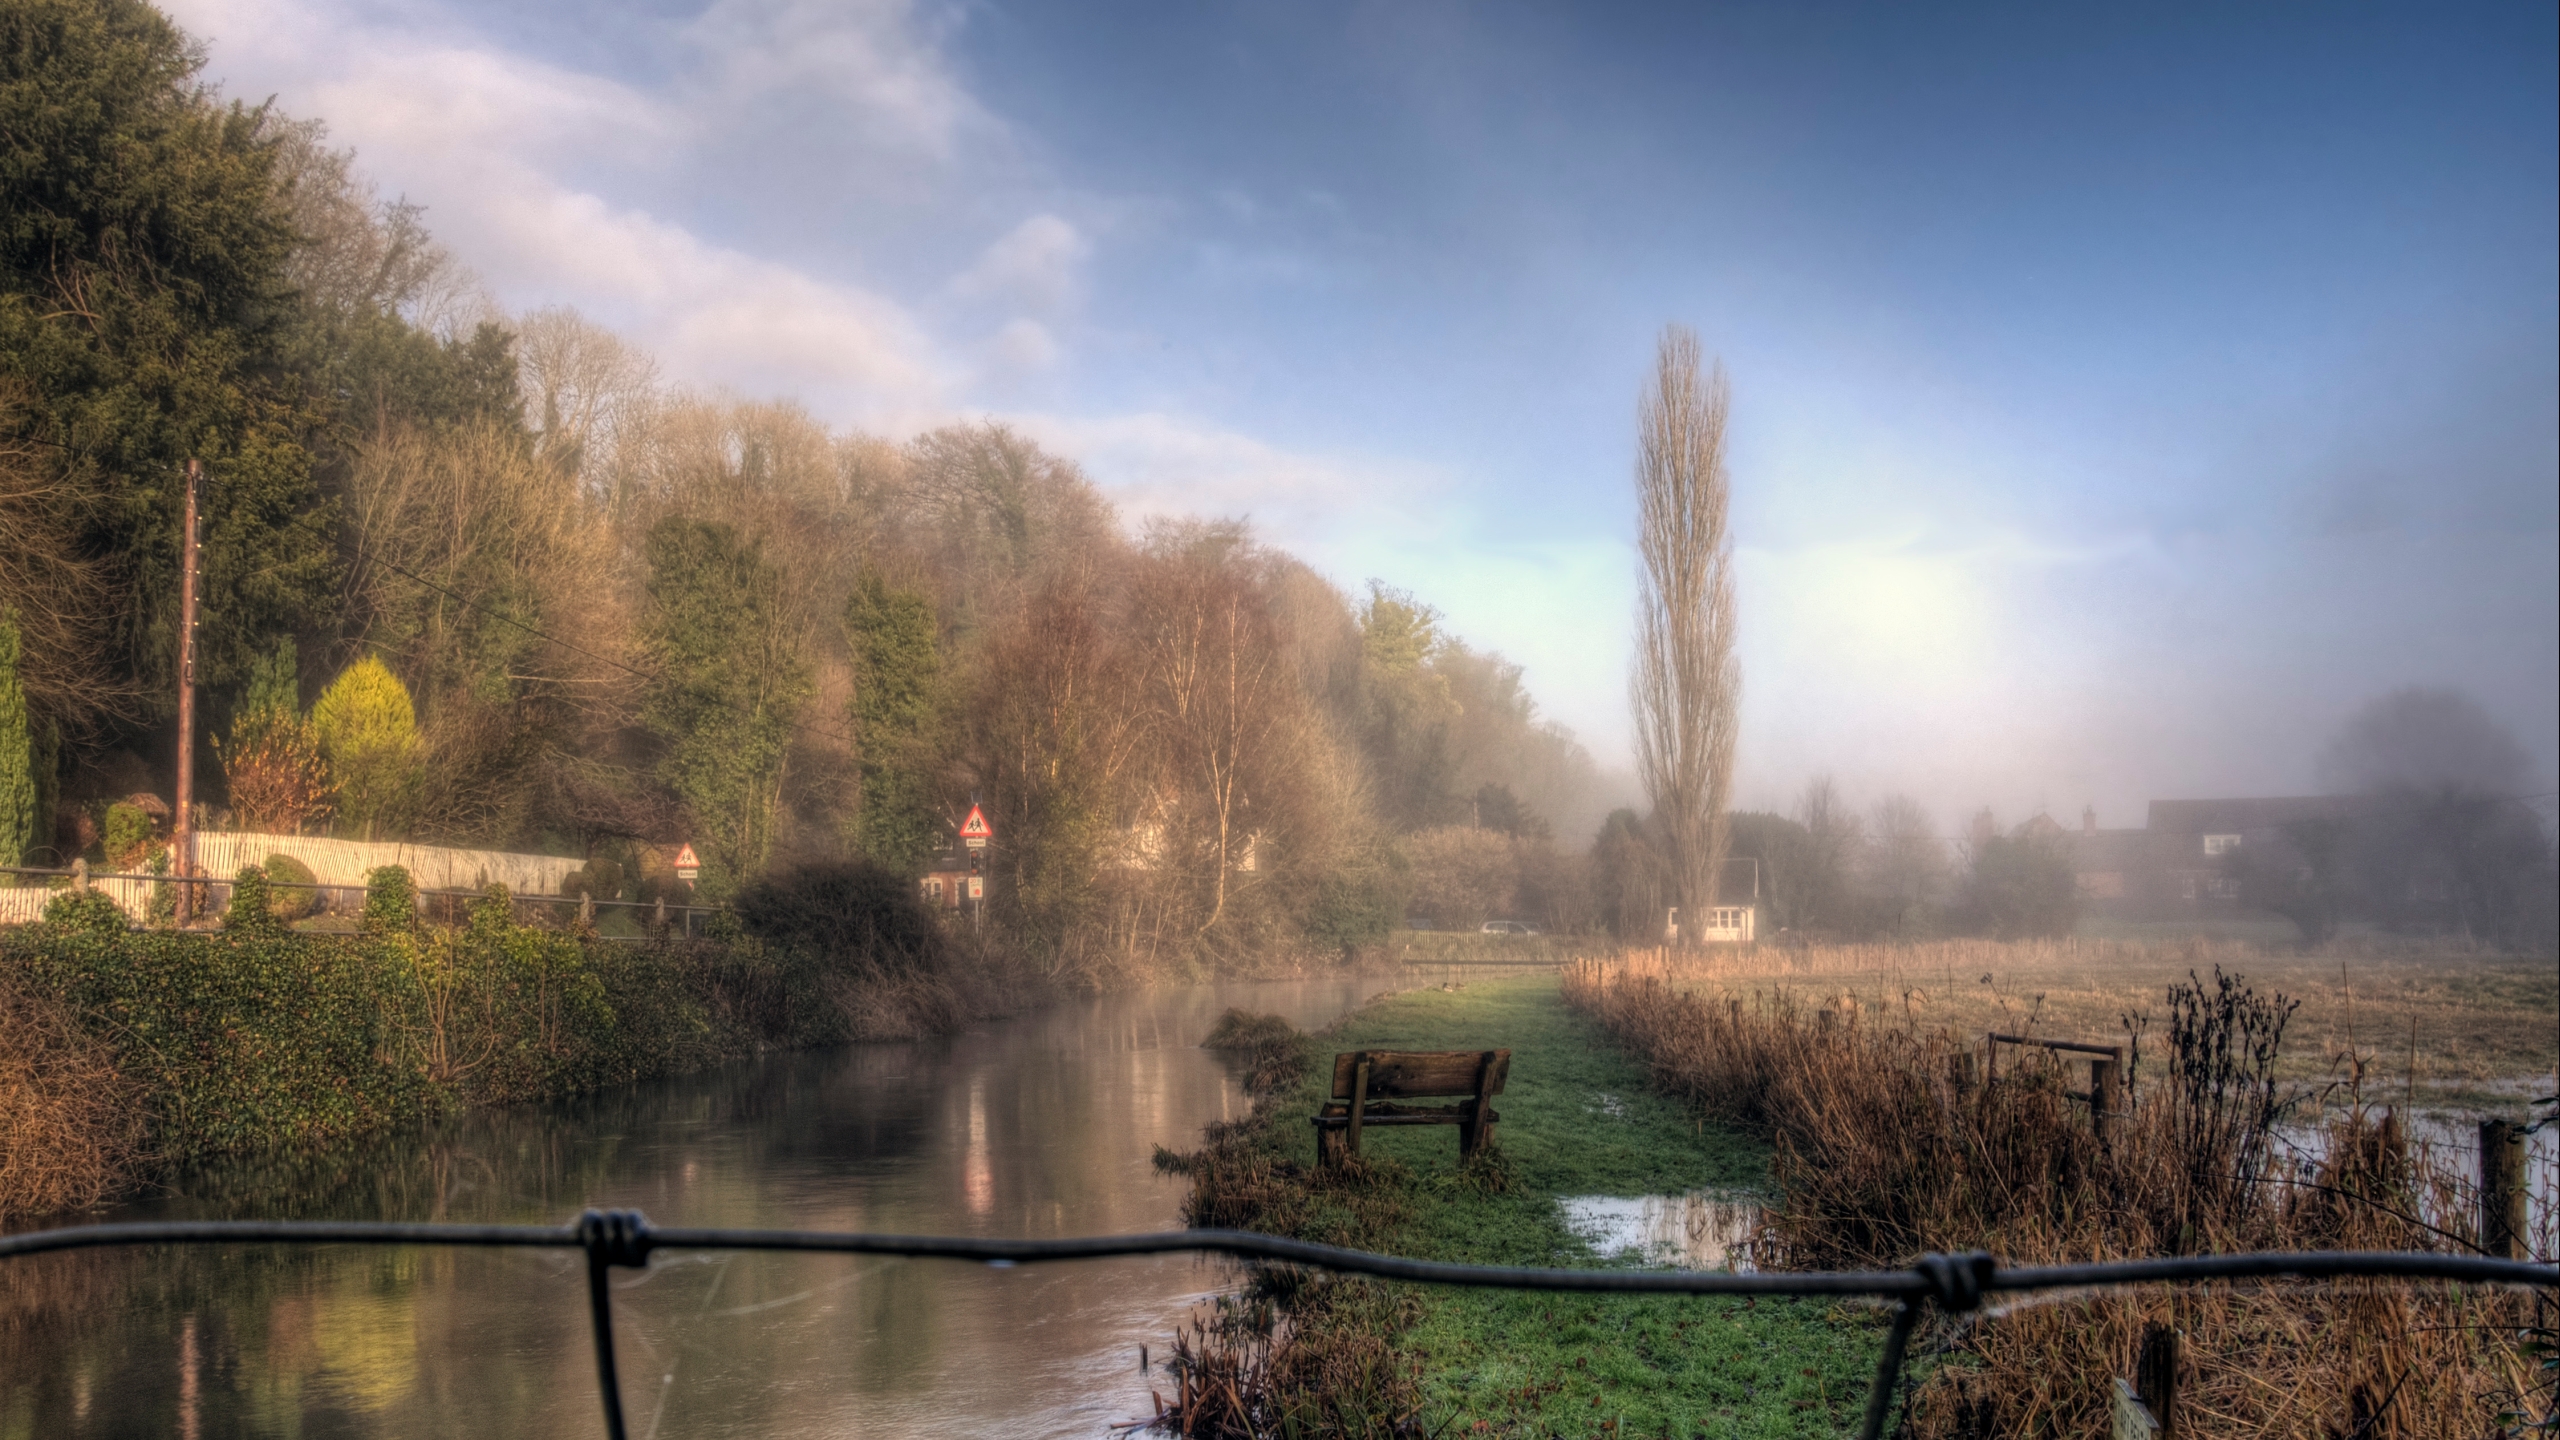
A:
1258;976;1891;1438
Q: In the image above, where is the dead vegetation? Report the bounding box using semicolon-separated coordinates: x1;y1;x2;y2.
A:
1615;937;2558;1107
0;974;147;1220
1563;952;2556;1437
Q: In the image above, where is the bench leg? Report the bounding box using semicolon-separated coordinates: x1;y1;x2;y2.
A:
1317;1125;1344;1169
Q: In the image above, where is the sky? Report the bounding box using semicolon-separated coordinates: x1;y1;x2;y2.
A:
166;0;2559;837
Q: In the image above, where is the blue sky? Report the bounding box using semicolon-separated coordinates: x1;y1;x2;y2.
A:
171;0;2558;834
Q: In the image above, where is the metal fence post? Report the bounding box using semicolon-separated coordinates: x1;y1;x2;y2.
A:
577;1209;654;1440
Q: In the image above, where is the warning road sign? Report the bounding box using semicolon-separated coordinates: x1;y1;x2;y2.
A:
959;804;992;851
672;843;700;882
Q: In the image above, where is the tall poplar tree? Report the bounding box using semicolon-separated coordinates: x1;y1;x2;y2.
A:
1630;325;1741;943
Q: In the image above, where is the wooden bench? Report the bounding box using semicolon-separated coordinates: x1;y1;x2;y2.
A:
1311;1049;1510;1167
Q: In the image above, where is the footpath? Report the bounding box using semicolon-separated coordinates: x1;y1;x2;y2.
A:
1173;973;1892;1437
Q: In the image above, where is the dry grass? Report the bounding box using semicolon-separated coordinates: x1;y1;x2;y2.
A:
0;974;148;1220
1564;951;2555;1437
1613;938;2558;1110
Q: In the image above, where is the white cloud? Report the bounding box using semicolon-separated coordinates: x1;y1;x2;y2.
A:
679;0;992;158
167;0;954;422
951;214;1090;312
984;317;1062;373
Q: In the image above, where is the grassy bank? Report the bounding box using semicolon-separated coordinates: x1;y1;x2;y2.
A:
1563;953;2553;1436
0;867;1033;1221
1158;975;1890;1437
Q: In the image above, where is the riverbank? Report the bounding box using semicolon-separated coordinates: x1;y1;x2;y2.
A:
0;869;1041;1220
1156;975;1890;1436
1561;954;2551;1435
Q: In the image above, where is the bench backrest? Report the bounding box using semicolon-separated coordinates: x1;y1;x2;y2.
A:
1328;1049;1510;1102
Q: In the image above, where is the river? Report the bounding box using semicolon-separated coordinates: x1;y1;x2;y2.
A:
0;973;1415;1439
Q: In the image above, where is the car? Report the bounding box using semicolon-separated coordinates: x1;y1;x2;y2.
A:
1478;920;1540;936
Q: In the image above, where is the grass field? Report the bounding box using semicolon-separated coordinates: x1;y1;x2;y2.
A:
1618;938;2557;1112
1164;976;1894;1437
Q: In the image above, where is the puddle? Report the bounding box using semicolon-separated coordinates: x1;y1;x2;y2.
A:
1560;1192;1763;1271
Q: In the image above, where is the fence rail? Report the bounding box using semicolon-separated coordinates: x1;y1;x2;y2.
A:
3;1213;2546;1440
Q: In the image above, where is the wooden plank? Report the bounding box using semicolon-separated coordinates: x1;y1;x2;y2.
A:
1328;1050;1504;1100
1346;1055;1372;1154
1311;1113;1483;1129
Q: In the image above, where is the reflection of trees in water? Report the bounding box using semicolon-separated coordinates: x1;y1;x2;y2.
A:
4;981;1386;1437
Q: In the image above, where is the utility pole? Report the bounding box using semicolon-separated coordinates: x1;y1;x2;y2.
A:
172;459;201;925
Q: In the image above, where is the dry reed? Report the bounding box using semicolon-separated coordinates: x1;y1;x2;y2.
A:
1563;953;2554;1437
0;974;147;1219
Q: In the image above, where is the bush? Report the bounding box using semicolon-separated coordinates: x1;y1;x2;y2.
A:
222;866;286;935
102;803;155;869
263;853;320;920
561;857;625;905
40;888;127;935
733;858;946;982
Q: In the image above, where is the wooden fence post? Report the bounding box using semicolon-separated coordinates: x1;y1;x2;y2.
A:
2136;1323;2180;1439
2480;1118;2527;1259
2091;1048;2124;1142
1949;1050;1976;1101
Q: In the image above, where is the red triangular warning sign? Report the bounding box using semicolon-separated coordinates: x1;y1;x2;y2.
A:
672;843;700;869
958;805;992;840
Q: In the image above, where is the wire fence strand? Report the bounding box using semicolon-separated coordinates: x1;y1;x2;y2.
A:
3;1212;2548;1440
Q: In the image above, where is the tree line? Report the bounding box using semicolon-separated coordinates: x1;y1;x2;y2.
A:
0;0;1610;976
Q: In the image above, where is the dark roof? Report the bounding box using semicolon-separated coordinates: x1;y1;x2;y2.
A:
2146;795;2370;835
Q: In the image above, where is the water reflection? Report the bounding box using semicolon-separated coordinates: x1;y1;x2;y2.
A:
1559;1192;1763;1271
0;973;1406;1439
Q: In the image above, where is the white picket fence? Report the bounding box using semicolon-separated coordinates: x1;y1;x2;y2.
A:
0;833;587;925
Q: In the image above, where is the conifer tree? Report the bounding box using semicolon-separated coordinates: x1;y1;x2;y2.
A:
311;654;417;839
0;611;33;867
845;569;944;872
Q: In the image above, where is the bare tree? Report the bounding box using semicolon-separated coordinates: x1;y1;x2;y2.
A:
1630;326;1741;942
1864;793;1947;923
513;307;660;490
1793;774;1863;932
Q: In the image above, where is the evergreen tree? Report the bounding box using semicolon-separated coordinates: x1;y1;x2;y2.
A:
0;0;339;698
639;518;809;885
310;654;416;838
844;568;943;872
0;611;33;867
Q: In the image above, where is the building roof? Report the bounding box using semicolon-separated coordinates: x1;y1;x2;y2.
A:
2146;795;2370;835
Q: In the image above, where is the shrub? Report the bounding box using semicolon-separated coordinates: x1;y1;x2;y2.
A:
218;718;334;835
561;857;624;905
733;858;946;982
263;853;321;920
362;865;418;934
221;866;286;935
39;888;126;935
102;803;156;870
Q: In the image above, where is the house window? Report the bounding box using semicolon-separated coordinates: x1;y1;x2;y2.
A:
923;878;944;902
2203;834;2242;856
2206;877;2241;901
